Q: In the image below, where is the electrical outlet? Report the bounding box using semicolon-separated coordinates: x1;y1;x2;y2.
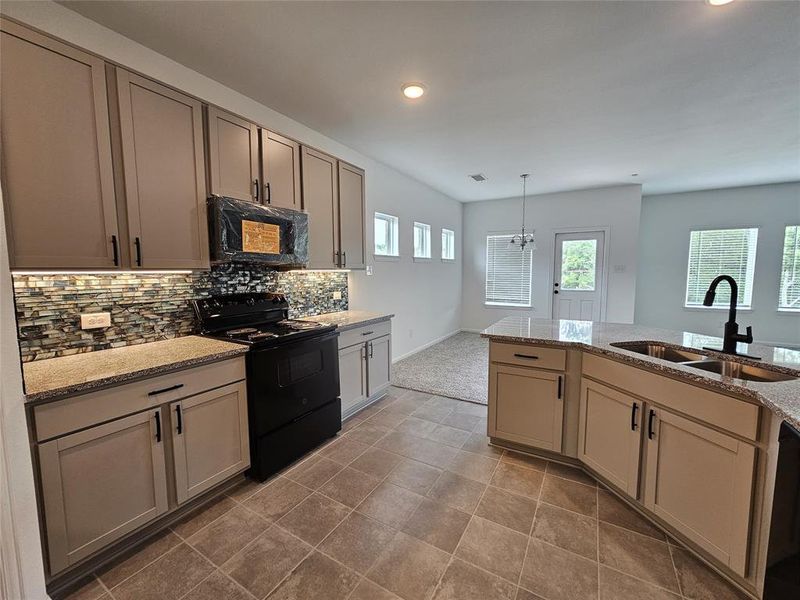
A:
80;312;111;329
332;291;342;300
366;266;373;276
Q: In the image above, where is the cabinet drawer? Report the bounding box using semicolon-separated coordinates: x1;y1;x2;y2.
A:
490;341;566;371
338;320;391;349
34;357;246;442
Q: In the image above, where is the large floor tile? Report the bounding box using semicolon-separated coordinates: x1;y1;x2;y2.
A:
367;532;450;600
428;423;472;447
357;481;423;528
597;489;665;540
475;485;538;534
368;410;409;429
598;522;679;593
491;462;545;498
347;422;393;445
446;450;499;483
456;516;528;582
242;477;311;523
277;492;350;545
546;461;597;487
670;545;750;600
319;436;371;465
349;447;404;479
599;565;680;600
319;466;382;507
540;474;597;517
441;411;482;432
225;478;264;504
396;416;439;438
461;432;504;457
433;558;517;600
501;451;548;472
413;403;455;424
453;402;487;417
53;576;106;600
318;512;397;573
520;538;598;600
283;455;343;489
222;526;311;599
181;571;252;600
96;529;181;589
427;471;486;513
386;459;442;494
349;578;402;600
402;498;471;552
531;502;597;560
110;544;214;600
171;496;238;540
266;551;359;600
187;504;268;566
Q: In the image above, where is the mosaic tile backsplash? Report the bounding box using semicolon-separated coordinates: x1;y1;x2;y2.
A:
13;265;348;362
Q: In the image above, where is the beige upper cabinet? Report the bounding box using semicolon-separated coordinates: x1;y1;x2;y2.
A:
301;146;340;268
207;106;259;202
643;406;755;576
115;70;209;269
578;379;642;498
38;408;169;574
338;161;366;269
261;130;301;210
171;381;249;504
0;19;119;269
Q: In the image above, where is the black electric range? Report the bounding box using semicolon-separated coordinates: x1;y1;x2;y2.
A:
192;293;341;481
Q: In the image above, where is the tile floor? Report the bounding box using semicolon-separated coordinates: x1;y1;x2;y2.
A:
59;387;749;600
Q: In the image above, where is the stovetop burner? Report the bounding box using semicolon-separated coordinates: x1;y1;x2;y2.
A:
226;327;259;337
278;319;323;331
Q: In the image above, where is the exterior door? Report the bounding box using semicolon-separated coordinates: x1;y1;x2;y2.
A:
337;162;366;269
367;335;391;397
552;231;605;321
38;409;168;574
207;107;259;202
643;407;755;576
578;379;642;498
171;382;250;504
301;146;339;268
261;130;301;210
116;70;209;269
339;343;367;418
0;19;119;269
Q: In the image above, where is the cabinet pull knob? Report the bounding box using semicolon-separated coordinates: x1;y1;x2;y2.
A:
513;353;539;360
111;235;119;266
254;178;260;202
631;403;639;431
154;410;162;442
134;237;142;267
264;181;271;203
175;404;183;434
648;409;656;439
557;375;562;399
148;383;184;396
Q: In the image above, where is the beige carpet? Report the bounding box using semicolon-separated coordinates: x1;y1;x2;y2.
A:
391;331;488;404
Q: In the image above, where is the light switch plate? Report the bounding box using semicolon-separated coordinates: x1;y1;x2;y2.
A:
366;266;373;276
80;312;111;329
332;291;342;300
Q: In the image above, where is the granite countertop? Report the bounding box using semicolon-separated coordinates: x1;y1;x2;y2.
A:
482;316;800;429
23;336;249;404
305;310;394;332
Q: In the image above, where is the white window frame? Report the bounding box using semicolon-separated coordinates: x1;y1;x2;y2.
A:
413;222;431;260
684;227;759;310
485;233;533;308
779;225;800;312
373;212;399;258
441;228;455;261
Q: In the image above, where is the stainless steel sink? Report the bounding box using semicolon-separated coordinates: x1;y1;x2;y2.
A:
681;360;797;383
611;342;707;363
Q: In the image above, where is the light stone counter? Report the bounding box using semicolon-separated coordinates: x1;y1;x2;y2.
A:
305;310;394;332
482;317;800;429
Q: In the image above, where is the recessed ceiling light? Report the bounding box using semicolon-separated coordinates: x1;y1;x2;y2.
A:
706;0;734;6
401;83;426;99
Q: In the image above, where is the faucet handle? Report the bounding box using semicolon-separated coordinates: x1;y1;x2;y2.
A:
742;326;753;344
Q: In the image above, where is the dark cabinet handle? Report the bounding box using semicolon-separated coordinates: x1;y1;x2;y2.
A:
154;410;162;442
148;383;184;396
342;251;347;268
111;235;119;266
631;403;639;431
557;375;562;399
369;341;374;358
134;237;142;266
554;290;559;294
514;353;539;360
175;404;183;435
254;178;260;202
361;331;374;336
264;181;271;204
648;409;656;439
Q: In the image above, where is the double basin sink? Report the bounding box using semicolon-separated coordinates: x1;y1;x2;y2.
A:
610;342;797;383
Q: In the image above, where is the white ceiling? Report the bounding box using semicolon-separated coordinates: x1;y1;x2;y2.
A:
60;0;800;202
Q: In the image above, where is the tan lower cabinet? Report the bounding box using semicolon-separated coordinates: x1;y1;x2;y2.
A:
489;363;563;452
171;382;249;504
578;379;643;498
339;343;368;417
338;323;392;419
38;408;168;574
367;335;391;397
643;407;756;576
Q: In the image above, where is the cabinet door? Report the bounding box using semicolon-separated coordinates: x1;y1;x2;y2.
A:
367;335;391;398
643;407;755;576
337;161;366;269
339;343;367;418
116;70;209;269
578;380;642;498
38;409;168;574
0;20;119;268
171;382;250;504
488;364;563;452
261;130;301;210
207;107;259;202
301;146;339;268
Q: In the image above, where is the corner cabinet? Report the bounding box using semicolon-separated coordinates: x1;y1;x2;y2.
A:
338;321;392;418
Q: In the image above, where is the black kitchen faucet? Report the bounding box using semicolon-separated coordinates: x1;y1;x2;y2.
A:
702;275;759;358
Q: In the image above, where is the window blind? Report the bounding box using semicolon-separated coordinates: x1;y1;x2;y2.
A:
685;228;758;308
779;225;800;310
485;234;532;306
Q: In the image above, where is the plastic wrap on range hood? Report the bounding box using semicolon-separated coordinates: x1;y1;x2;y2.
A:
208;196;309;268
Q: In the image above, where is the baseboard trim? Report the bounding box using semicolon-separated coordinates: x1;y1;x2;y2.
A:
392;329;463;363
460;328;483;334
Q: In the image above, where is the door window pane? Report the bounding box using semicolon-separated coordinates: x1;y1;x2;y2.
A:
560;239;597;291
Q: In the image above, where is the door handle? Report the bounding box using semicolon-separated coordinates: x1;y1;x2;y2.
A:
631;403;639;431
154;410;162;443
648;409;656;439
513;353;539;360
111;235;119;266
557;375;562;399
264;181;271;203
175;404;183;435
134;237;142;267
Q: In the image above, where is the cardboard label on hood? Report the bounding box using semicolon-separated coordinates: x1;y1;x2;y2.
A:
242;220;280;254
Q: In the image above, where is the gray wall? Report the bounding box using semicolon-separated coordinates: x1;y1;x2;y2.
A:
635;182;800;346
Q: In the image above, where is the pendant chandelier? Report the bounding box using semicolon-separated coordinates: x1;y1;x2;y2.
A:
509;173;536;250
